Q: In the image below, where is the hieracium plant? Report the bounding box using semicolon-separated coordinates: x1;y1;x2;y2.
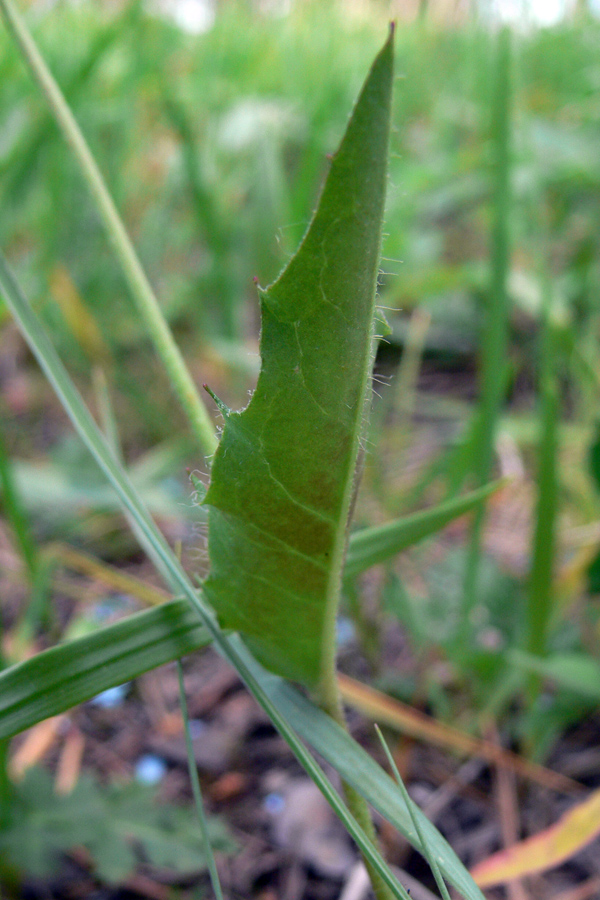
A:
0;3;490;897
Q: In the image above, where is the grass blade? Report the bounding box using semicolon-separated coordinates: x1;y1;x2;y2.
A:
344;480;505;582
0;600;209;739
376;725;452;900
463;26;512;622
526;284;559;659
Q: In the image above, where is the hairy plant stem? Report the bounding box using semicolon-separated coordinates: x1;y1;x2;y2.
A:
0;0;217;460
319;665;399;900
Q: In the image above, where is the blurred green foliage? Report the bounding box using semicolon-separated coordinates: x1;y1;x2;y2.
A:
0;765;234;887
2;2;599;371
2;0;600;755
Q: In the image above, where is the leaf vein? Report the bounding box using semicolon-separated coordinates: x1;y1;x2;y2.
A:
227;517;329;571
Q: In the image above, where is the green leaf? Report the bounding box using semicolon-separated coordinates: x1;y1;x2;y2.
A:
0;768;105;878
203;31;394;687
345;480;504;582
0;767;234;885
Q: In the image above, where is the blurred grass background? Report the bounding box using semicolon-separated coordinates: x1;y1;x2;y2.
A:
2;0;600;750
2;0;599;435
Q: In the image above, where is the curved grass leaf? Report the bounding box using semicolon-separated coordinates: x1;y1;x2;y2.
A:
2;604;578;795
203;30;394;687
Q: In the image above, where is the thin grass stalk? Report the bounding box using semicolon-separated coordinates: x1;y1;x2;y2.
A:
376;725;452;900
0;416;38;585
162;96;238;341
463;26;512;627
0;250;407;900
0;0;217;460
177;662;224;900
0;413;52;653
526;280;558;662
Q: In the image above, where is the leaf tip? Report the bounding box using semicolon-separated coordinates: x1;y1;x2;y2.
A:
203;383;231;418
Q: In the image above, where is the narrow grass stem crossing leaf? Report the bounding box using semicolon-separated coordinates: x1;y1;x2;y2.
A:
203;28;394;688
376;725;452;900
